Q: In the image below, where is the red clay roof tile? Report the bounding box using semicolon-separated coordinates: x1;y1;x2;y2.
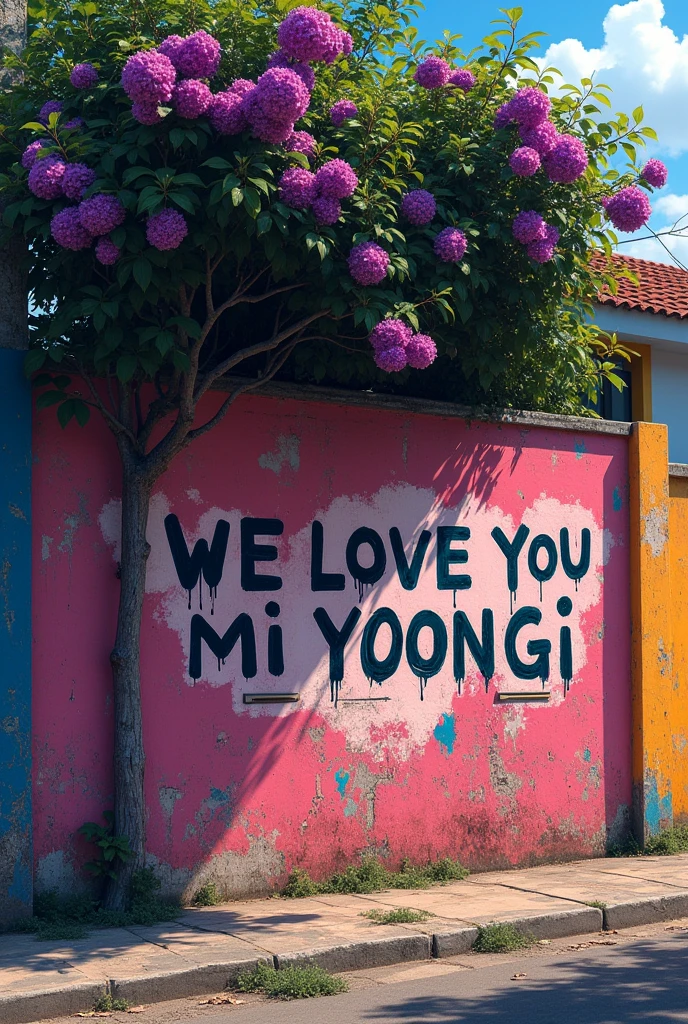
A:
593;252;688;320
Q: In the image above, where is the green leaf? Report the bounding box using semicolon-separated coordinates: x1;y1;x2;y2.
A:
231;187;244;207
24;349;47;376
20;121;46;131
166;315;202;339
202;157;232;169
116;353;137;382
35;390;65;409
171;349;191;371
169;128;186;150
256;211;272;236
169;191;196;213
73;401;90;427
57;399;76;428
132;258;152;291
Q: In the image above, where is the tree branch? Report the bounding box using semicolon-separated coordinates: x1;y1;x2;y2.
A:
74;359;139;447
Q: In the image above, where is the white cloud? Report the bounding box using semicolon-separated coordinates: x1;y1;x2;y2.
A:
538;0;688;156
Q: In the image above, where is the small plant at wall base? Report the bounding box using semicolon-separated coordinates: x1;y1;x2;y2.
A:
78;812;133;881
234;961;348;999
0;0;662;908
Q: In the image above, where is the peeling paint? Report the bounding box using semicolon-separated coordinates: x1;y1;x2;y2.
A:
258;434;300;474
41;535;53;561
613;487;622;512
642;503;669;558
433;713;456;756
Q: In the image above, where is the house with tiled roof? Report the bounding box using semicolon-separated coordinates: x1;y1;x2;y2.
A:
593;253;688;461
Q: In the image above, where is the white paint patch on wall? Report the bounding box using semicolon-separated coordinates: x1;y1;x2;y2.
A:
97;484;605;760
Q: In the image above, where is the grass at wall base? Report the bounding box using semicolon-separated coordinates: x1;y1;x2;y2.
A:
0;0;662;907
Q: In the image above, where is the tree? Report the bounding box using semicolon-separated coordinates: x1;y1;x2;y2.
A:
0;0;660;907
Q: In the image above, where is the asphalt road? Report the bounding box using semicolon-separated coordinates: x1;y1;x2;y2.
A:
217;929;688;1024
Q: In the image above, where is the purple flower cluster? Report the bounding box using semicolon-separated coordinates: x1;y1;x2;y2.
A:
166;31;221;79
368;319;437;373
78;195;125;236
22;140;46;170
132;102;162;125
508;87;551;130
400;189;436;226
267;50;316;92
70;63;98;89
433;227;467;263
146;208;188;250
207;91;247;135
528;224;560;263
512;210;546;244
641;158;668;189
330;99;357;126
121;49;176;108
62;162;96;200
448;68;476;93
312;196;341;225
285;130;316;157
543;134;588;183
520;119;559;156
96;238;121;265
51;207;92;250
603;186;651;233
38;100;63;124
279;167;317;208
277;6;351;64
512;211;559;261
172;79;212;118
315;158;358;198
414;56;452;89
28;157;66;199
64;117;84;130
494;102;513;130
279;158;357;223
348;241;389;285
509;146;541;177
243;67;311;144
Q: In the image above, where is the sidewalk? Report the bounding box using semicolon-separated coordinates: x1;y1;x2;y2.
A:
2;853;688;1024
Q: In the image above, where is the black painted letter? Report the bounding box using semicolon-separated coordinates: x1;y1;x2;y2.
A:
453;609;495;692
165;513;230;607
389;527;432;590
241;517;283;591
311;521;345;591
360;608;403;683
560;527;591;582
189;613;257;680
436;527;471;591
406;611;448;699
313;607;362;702
491;525;530;596
504;606;551;684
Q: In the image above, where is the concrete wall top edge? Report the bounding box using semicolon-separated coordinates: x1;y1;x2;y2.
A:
214;377;633;437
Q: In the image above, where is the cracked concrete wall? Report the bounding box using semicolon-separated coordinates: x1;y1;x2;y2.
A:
31;391;633;899
0;350;32;926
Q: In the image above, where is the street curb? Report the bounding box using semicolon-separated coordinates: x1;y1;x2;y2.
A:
604;892;688;930
110;957;270;1005
433;927;479;957
275;934;433;973
0;981;104;1024
496;907;603;940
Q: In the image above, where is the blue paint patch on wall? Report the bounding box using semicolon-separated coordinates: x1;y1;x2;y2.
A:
0;349;32;924
583;748;592;762
335;769;349;798
613;487;623;512
575;441;586;460
434;714;456;756
644;770;673;835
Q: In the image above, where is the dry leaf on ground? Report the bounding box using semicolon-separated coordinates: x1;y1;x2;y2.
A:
198;996;245;1006
511;973;527;980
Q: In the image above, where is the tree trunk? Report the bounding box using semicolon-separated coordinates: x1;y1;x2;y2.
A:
103;452;154;910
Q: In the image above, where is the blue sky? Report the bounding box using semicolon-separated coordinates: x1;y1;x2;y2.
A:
414;1;688;264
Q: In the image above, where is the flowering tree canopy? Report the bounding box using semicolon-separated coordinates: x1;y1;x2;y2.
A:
0;0;664;416
0;0;665;908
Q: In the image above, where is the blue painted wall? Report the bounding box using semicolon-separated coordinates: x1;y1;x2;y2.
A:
0;348;32;924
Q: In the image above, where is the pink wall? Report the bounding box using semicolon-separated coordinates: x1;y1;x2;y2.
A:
32;393;632;897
